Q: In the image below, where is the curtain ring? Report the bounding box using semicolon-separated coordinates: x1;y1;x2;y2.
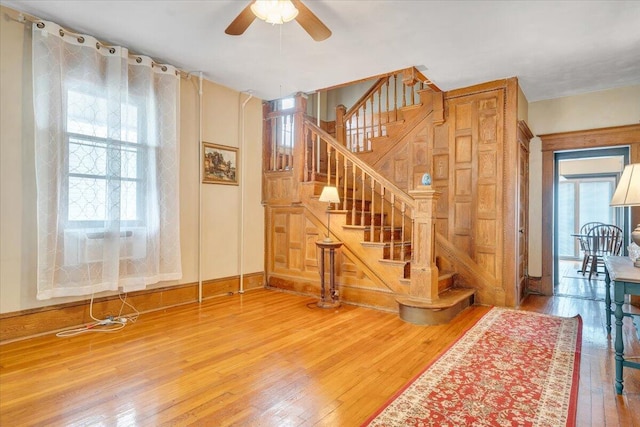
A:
136;57;142;63
59;29;64;37
109;47;116;54
77;36;85;44
161;65;167;72
36;22;45;29
96;43;100;50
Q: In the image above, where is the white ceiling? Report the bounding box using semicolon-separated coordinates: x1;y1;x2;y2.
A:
3;0;640;102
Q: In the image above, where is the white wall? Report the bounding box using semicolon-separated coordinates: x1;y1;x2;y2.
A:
0;5;264;313
526;85;640;276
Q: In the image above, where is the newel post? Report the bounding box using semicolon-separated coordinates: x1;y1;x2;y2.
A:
292;93;308;202
408;179;440;302
335;104;346;146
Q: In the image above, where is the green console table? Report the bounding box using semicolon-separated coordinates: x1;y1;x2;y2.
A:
603;255;640;395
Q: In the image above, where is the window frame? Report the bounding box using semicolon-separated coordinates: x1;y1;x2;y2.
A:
63;87;147;230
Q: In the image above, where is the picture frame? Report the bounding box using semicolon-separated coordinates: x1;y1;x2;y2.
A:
202;142;239;185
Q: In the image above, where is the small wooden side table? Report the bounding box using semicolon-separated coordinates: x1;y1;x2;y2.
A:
316;241;343;308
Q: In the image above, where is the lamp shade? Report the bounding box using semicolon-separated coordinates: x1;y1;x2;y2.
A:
610;164;640;206
251;0;299;25
319;186;340;204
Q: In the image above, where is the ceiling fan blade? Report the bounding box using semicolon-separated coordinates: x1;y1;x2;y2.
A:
225;3;256;36
291;0;331;41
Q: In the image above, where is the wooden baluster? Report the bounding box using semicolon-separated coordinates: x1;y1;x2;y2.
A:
362;103;367;152
393;75;398;122
271;116;277;171
390;193;396;259
410;83;415;106
369;96;374;148
326;144;332;185
334;150;340;189
377;86;382;137
369;178;375;242
360;171;366;227
385;78;390;127
303;127;309;181
352;163;357;226
379;186;385;243
286;114;292;170
310;128;317;182
343;156;348;211
400;202;406;262
402;81;407;108
355;110;360;153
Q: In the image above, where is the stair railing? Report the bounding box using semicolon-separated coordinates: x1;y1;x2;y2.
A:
304;119;415;262
264;106;296;172
336;70;427;154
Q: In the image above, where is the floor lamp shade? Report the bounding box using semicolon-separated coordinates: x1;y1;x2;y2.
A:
610;164;640;265
319;186;341;242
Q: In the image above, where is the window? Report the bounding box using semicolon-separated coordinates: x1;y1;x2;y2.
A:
65;89;144;227
275;97;294;150
33;20;182;299
557;176;617;259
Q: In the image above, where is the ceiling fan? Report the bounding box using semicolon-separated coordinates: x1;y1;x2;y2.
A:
225;0;332;42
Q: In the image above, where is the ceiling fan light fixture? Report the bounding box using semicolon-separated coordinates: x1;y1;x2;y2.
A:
250;0;299;25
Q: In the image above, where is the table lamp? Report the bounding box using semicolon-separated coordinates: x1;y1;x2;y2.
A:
319;186;341;242
610;163;640;267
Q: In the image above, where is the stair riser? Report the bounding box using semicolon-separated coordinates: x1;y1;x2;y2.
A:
364;229;404;242
347;212;386;227
383;244;412;260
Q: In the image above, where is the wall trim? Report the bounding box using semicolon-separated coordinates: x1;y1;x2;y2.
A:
0;272;265;343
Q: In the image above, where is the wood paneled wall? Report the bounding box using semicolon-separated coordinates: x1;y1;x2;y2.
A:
264;79;524;309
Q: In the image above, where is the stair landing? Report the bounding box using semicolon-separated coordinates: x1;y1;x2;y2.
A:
396;288;475;325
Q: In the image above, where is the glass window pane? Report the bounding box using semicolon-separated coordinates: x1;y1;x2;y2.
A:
68;137;107;176
579;181;614;225
558;182;575;257
68;177;106;221
120;180;138;221
67;90;108;138
120;146;138;179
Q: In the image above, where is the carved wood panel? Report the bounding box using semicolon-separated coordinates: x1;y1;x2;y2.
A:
445;90;504;279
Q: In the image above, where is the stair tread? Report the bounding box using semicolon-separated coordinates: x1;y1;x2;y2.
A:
361;241;411;248
396;288;475;309
378;258;410;266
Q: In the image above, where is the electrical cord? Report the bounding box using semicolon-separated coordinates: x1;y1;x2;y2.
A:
56;290;139;337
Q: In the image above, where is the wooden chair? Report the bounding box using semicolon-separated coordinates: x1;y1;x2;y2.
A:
585;224;623;280
578;222;604;275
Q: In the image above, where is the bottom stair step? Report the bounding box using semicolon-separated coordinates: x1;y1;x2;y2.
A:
396;288;475;325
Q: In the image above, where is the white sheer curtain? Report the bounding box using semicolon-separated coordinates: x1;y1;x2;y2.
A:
32;20;182;299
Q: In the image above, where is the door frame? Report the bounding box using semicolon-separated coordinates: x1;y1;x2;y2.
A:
538;124;640;296
553;147;629;288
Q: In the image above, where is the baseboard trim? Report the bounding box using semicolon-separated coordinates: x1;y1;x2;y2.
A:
0;272;265;343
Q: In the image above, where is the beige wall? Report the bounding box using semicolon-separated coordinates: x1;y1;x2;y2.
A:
527;85;640;276
0;5;264;313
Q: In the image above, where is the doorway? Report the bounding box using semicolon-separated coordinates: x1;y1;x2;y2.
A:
553;147;629;298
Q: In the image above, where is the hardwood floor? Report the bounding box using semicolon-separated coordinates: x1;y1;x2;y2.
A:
1;288;638;426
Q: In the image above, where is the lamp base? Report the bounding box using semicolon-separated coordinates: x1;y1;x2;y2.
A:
323;236;333;243
632;223;640;246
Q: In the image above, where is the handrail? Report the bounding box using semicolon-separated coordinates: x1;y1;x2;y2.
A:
345;76;391;118
304;120;414;209
338;68;429;153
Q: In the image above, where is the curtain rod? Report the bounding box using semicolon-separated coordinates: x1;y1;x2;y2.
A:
6;9;193;79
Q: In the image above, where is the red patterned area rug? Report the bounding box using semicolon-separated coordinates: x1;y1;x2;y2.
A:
362;307;582;427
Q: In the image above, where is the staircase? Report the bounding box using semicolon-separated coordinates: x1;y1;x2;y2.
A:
263;67;475;325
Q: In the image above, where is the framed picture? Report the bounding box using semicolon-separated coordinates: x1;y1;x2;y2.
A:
202;142;239;185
